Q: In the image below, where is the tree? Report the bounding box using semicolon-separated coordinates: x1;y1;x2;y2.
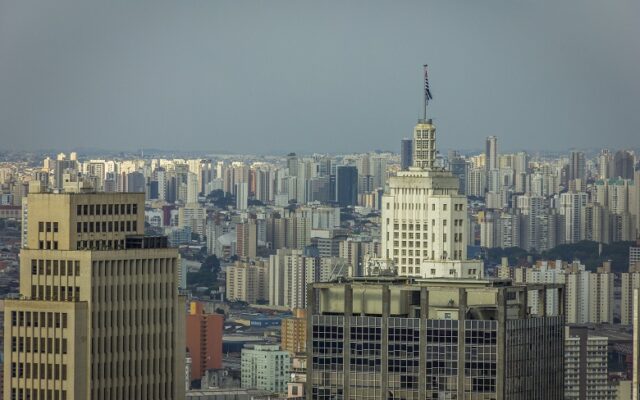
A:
201;255;220;273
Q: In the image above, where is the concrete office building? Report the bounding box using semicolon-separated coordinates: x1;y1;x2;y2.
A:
3;189;185;400
241;344;290;393
336;166;358;207
307;277;565;399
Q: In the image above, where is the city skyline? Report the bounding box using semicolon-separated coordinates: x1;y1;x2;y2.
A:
1;0;639;153
2;2;640;399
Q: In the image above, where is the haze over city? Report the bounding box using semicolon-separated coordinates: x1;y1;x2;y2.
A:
1;0;639;154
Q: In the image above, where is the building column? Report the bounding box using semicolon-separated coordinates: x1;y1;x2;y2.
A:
457;288;467;399
381;284;390;398
305;286;315;400
343;284;353;399
419;287;429;399
496;288;507;400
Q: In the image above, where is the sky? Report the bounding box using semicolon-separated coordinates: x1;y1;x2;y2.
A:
0;0;639;154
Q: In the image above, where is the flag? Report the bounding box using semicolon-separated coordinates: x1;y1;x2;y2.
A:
424;64;433;104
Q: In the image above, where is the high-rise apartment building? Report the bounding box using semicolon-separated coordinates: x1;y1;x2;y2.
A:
564;261;614;324
186;301;224;381
559;191;588;244
3;189;185;400
568;151;586;184
621;263;640;326
236;218;257;260
485;136;498;173
614;150;635;180
513;261;566;316
241;344;290;393
225;260;268;304
281;308;307;354
565;326;617;400
307;277;565;399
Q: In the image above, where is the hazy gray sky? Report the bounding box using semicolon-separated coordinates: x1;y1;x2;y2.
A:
0;0;638;154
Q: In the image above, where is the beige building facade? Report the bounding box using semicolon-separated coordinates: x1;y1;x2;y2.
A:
4;190;185;400
226;260;268;304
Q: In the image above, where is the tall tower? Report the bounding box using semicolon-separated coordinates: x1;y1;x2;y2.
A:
381;66;483;278
485;136;498;172
412;120;437;170
568;150;586;183
3;188;185;400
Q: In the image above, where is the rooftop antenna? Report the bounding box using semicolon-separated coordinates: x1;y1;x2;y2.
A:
423;64;433;122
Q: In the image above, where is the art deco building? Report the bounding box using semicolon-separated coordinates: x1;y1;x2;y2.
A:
3;188;185;400
306;276;565;399
381;73;482;278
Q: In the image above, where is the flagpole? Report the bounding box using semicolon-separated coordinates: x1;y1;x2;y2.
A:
423;64;427;121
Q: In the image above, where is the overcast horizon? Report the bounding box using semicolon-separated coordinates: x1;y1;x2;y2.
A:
1;0;639;154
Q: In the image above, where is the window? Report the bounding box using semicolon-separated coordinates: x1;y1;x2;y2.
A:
39;222;44;232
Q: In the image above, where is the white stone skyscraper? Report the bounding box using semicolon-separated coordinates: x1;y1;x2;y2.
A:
381;67;482;278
